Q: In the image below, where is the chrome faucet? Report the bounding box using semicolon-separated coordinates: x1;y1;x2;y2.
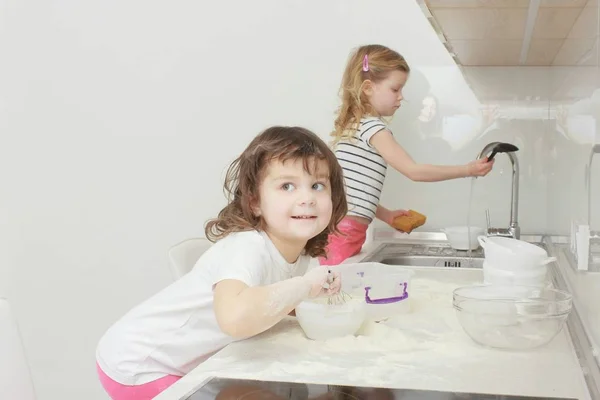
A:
477;142;520;240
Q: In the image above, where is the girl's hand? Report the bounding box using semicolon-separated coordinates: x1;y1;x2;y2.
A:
302;266;341;298
384;209;410;228
466;158;494;177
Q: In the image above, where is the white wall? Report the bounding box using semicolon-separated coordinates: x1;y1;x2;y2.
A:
0;0;463;398
1;0;599;399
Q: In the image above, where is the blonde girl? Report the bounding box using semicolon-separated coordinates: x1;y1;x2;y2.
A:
320;44;494;266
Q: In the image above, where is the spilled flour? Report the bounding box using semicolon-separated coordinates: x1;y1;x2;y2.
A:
190;274;583;399
203;277;490;387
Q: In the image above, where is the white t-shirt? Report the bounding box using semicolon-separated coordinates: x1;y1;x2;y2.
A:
96;230;311;385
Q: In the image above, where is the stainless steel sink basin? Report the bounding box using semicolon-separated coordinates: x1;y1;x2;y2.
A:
361;240;546;269
377;255;484;268
361;242;484;268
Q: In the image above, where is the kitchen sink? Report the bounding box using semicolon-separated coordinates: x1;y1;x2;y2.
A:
377;255;484;268
361;242;485;268
361;240;547;269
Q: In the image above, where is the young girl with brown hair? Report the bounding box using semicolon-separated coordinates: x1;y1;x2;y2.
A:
96;126;348;399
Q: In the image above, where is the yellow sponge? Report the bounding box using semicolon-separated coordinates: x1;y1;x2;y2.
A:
391;209;427;233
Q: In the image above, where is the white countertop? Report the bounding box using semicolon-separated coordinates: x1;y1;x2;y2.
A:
156;236;590;400
555;244;600;370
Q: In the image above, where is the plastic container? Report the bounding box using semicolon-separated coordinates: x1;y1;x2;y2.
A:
483;262;549;287
295;297;367;340
453;285;572;350
337;262;413;321
477;236;556;270
443;226;485;250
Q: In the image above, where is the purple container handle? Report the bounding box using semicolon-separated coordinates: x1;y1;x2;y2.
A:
364;282;409;304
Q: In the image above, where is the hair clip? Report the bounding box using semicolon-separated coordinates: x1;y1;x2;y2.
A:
362;54;369;72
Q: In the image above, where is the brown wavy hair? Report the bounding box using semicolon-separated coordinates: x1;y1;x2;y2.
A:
332;44;410;145
205;126;348;258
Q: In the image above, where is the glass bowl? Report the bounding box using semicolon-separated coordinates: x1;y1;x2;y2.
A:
453;285;572;350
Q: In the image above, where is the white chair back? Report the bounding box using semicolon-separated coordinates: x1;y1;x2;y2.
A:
168;238;212;279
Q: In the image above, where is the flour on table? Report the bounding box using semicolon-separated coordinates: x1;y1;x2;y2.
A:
200;278;486;387
189;275;582;399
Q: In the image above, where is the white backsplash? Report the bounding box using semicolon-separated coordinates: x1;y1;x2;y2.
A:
376;66;600;236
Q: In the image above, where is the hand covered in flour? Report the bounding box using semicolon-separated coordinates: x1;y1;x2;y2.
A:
301;266;341;298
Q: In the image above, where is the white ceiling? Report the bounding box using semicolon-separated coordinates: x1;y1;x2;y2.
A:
421;0;599;66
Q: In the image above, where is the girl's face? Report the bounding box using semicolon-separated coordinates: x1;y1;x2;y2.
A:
364;70;408;117
254;157;332;262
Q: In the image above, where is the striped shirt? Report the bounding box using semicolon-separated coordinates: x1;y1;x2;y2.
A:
334;117;388;221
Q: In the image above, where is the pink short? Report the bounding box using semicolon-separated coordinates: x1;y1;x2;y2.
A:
319;217;369;266
96;363;181;400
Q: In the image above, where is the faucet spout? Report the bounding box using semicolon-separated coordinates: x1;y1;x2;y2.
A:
477;142;520;239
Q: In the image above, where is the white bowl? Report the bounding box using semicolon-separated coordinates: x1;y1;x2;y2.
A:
295;297;367;340
478;236;555;269
483;262;549;287
443;226;485;250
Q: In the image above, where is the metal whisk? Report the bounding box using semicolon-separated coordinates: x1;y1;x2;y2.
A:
327;290;351;305
324;269;351;305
